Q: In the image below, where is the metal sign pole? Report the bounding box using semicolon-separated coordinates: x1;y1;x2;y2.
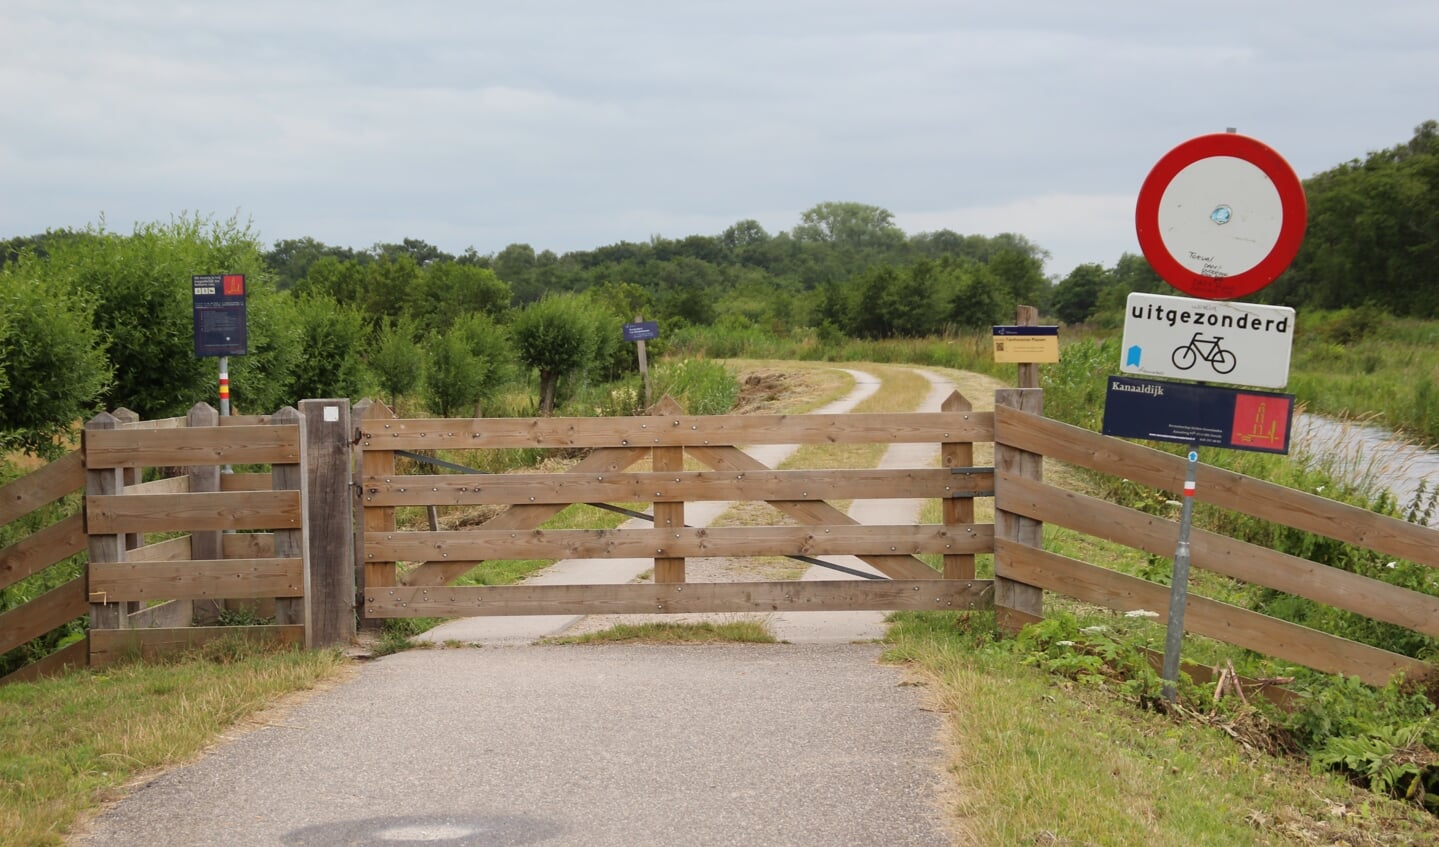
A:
1161;449;1199;702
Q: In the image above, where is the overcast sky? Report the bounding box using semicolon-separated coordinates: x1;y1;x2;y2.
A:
4;1;1436;280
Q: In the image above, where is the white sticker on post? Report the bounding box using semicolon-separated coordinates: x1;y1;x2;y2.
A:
324;406;339;422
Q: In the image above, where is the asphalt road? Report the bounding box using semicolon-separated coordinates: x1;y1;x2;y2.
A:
75;643;955;847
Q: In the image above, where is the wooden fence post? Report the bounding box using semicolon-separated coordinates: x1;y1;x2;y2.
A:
271;407;305;629
993;387;1045;634
940;390;976;580
84;412;126;643
187;402;223;623
1016;304;1041;390
651;396;686;584
299;399;355;648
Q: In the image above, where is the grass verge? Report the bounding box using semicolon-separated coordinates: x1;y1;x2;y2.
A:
885;611;1439;846
0;641;347;847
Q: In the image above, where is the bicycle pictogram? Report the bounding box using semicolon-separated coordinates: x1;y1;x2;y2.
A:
1171;332;1237;375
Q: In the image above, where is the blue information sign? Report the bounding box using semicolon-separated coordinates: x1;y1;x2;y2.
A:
623;320;660;342
1101;376;1294;455
192;274;248;357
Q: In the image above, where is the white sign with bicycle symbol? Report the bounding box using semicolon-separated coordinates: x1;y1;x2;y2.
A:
1119;292;1295;389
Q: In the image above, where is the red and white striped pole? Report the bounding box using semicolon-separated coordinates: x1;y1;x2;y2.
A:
218;356;231;417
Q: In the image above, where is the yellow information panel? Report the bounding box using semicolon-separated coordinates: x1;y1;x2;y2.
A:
992;326;1059;363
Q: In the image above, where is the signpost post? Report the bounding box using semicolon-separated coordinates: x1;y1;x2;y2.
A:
1123;131;1307;702
623;318;659;408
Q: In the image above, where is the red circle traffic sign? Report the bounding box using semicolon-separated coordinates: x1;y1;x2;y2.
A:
1135;133;1307;300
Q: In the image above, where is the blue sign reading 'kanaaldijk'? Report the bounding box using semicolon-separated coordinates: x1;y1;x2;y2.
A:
1101;376;1294;455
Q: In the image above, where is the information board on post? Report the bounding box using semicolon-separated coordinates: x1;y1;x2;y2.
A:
1101;375;1295;455
192;274;248;357
623;321;659;342
991;325;1059;364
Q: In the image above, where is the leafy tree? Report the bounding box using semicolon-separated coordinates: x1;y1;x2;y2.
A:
889;262;942;337
989;247;1050;309
0;265;110;457
945;262;1014;329
284;294;370;402
47;214;270;419
263;237;357;290
1266;121;1439;316
511;294;596;415
792;202;905;253
414;263;511;332
372;238;453;267
292;255;366;303
423;328;486;418
359;255;421;323
1051;263;1110;325
370;318;425;407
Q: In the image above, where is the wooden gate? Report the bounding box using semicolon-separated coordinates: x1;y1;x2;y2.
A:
355;395;997;619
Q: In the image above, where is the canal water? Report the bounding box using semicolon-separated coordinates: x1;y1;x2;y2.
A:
1291;414;1439;526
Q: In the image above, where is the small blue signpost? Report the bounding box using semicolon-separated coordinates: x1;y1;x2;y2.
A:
622;320;660;342
623;319;659;407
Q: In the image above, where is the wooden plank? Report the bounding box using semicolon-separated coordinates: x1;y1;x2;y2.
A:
87;490;301;533
994;405;1439;570
220;414;278;426
221;473;273;492
357;411;996;451
300;399;355;648
127;599;194;629
83;425;301;469
0;450;84;526
366;579;994;618
89;558;305;601
0;576;87;656
686;444;940;580
115;416;187;430
0;637;88;685
126;535;192;562
399;446;650;587
89;625;305;668
0;513;86;593
993;389;1044;633
125;475;190;495
995;540;1431;686
367;524;994;563
941;391;977;580
223;532;276;559
997;471;1439;636
360;467;974;508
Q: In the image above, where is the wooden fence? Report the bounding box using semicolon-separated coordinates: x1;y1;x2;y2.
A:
0;400;353;682
2;388;1436;688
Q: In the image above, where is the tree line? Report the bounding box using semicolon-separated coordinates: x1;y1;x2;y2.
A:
1;121;1434;454
0;203;1054;454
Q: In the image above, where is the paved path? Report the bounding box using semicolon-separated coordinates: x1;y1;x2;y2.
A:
76;644;954;847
